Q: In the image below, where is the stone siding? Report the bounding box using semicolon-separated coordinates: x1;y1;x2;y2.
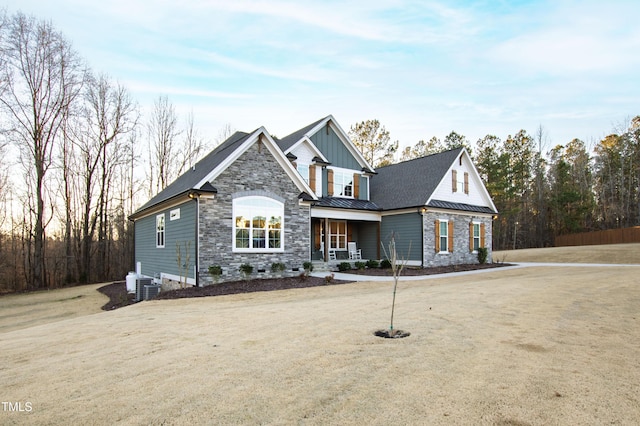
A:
198;142;310;284
422;212;493;267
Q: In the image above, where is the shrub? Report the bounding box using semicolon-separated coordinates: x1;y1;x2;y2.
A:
477;247;488;264
271;262;286;272
354;261;366;270
337;262;352;272
380;259;392;269
366;259;379;269
208;265;222;276
239;263;254;276
303;261;314;272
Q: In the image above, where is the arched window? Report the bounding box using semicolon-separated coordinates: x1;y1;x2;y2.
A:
233;196;284;252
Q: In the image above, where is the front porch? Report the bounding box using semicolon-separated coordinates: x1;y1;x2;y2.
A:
310;217;380;263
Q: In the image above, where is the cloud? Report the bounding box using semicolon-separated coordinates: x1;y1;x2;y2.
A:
487;2;640;76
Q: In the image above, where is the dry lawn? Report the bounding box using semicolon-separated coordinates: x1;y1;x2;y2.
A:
494;242;640;264
1;245;639;425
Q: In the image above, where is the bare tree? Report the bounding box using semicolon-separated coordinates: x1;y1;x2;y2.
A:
148;95;180;196
147;96;207;197
67;73;137;282
0;13;85;288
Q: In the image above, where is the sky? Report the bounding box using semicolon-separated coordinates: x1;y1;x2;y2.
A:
10;0;640;153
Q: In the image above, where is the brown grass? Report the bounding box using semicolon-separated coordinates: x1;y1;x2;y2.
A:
494;242;640;264
1;245;639;424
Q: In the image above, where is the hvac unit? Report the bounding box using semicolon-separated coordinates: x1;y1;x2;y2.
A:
143;284;161;300
135;277;153;302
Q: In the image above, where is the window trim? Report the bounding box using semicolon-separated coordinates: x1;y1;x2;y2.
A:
438;219;449;254
329;220;347;250
472;222;481;252
297;162;309;184
233;196;285;253
331;168;355;198
156;213;165;248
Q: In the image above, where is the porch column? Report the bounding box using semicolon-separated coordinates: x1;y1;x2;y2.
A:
324;217;330;262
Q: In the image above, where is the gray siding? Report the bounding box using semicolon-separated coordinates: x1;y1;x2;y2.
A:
134;200;197;281
380;213;422;261
310;126;360;170
357;222;379;260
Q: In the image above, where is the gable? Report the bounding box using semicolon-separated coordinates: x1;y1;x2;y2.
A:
428;149;497;213
132;128;316;220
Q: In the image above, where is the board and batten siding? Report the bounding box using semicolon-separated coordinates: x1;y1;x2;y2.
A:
134;200;197;281
310;126;360;170
380;212;422;262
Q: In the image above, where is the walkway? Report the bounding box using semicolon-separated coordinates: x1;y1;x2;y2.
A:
309;262;640;282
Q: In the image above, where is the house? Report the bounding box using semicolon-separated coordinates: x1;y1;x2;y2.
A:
129;115;497;287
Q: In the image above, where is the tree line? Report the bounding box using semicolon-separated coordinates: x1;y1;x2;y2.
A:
349;117;640;250
0;12;219;292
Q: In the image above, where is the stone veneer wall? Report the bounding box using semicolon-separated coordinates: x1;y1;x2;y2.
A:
198;142;310;285
422;211;493;267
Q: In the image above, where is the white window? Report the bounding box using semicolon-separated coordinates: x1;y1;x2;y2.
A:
472;223;480;251
297;163;309;183
439;220;448;253
333;170;353;198
233;196;284;252
156;214;165;248
329;220;347;250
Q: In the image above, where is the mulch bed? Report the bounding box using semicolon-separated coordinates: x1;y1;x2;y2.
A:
348;262;510;276
97;263;512;311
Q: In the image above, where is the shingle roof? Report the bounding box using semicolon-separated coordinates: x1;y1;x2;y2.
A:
314;197;381;211
275;116;329;152
132;131;252;217
370;148;463;210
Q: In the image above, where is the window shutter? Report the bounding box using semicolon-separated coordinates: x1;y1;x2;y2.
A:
469;222;474;252
434;220;440;253
313;221;321;250
353;173;360;199
327;169;334;196
309;165;316;192
464;172;469;194
448;220;454;252
452;170;457;192
480;223;486;248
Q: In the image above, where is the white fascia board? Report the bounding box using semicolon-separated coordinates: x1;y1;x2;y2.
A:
286;137;329;163
306;115;376;173
311;207;381;222
195;127;318;200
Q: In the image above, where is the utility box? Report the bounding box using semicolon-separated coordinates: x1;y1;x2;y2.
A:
143;284;161;300
135;277;153;302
